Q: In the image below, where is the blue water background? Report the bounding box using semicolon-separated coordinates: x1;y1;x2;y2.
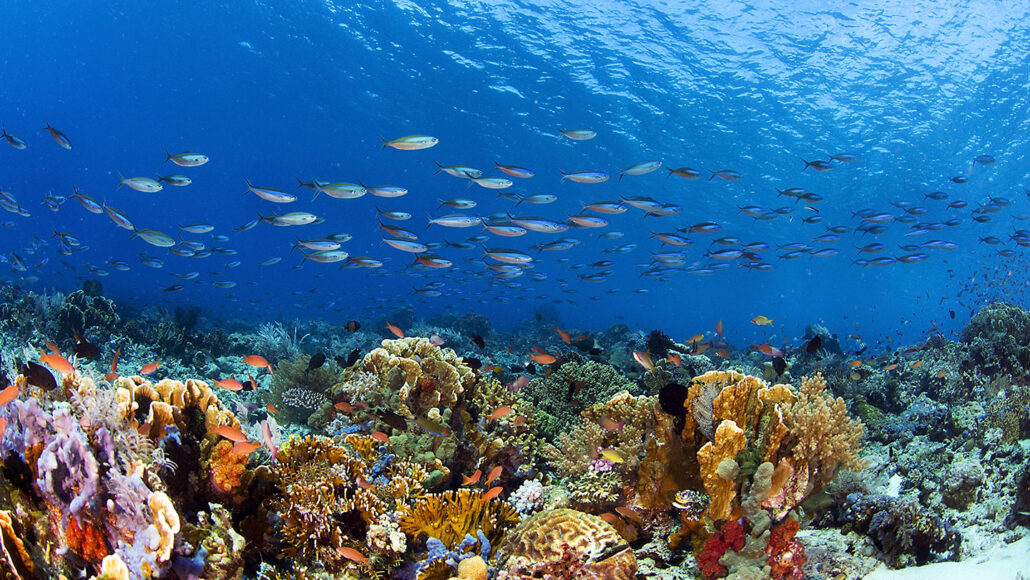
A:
2;0;1029;350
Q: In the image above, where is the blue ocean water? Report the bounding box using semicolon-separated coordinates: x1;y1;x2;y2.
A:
2;0;1029;349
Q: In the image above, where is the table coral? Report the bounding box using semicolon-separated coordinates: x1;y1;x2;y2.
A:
494;508;636;580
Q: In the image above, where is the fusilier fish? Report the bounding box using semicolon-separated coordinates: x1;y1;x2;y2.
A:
165;150;209;166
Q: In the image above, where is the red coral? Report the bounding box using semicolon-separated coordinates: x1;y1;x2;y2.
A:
765;518;806;580
65;516;108;562
698;520;745;580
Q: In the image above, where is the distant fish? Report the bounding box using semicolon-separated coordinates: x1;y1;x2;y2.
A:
165;150;209;167
558;129;596;141
245;179;297;203
43;123;72;149
337;348;362;368
750;315;774;326
380;134;438;150
805;335;822;354
802;159;833;172
118;174;163;193
0;126;27;149
433;162;482;178
130;228;176;248
708;169;741;181
21;361;57;391
972;154;995;166
345;320;361;332
829;153;856;162
559;170;609;184
385;322;404;338
667;167;702;179
156;174;192;187
619;160;662;181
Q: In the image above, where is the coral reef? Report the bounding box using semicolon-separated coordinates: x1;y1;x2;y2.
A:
521;359;636;440
494;508;637;579
267;352;343;426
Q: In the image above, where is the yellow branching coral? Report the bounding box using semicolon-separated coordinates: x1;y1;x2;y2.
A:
782;373;865;492
697;420;747;521
399;489;520;549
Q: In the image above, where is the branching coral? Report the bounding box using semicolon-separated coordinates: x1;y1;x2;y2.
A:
521;360;634;441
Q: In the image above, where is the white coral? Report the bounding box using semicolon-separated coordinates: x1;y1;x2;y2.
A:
509;479;545;514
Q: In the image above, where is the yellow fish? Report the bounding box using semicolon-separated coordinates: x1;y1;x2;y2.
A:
750;315;774;326
599;448;625;463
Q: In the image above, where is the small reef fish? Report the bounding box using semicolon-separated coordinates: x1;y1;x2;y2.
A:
244;355;274;373
529;352;556;365
370;431;391;443
213;425;247;442
555;327;572;344
380;134;438;150
0;126;27;149
140;361;161;375
415;416;451;437
217;377;244;391
481;486;503;501
337;547;369;565
751;316;774;327
559;170;609;184
599;416;625;431
130;228;176;248
165;150;209;166
245;179;297;203
39;352;74;374
385;322;405;338
495;162;535;178
156;174;192;186
632;351;655;372
232;441;261;456
433;162;482;178
600;448;625;463
488;406;514;421
485;465;503;485
43;123;72;149
0;384;21;406
559;129;596;140
118;174;163;193
461;469;482;486
266;403;279;415
619;160;662;181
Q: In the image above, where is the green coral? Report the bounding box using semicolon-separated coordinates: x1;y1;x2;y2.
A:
522;359;635;440
57;289;120;341
267;353;345;426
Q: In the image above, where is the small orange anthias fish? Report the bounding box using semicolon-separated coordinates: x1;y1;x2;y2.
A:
216;376;243;391
667;352;682;367
530;352;556;365
555;326;572;344
488;406;513;421
0;384;20;406
140;361;161;375
39;351;74;374
337;546;369;565
385;322;405;338
212;425;247;442
266;403;280;415
231;441;261;456
461;469;482;486
105;348;121;381
481;486;503;501
485;465;503;485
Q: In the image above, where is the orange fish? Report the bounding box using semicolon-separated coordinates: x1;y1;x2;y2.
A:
461;469;482;486
45;341;61;356
715;320;723;337
370;431;391;444
266;403;279;415
934;369;947;378
599;512;620;525
140;361;161;375
910;360;924;369
137;422;152;436
104;372;120;382
667;353;682;367
213;425;248;442
615;506;644;524
355;476;374;490
39;352;74;374
848;360;862;368
337;546;368;565
555;327;572;344
385;322;405;338
488;406;514;421
756;344;785;357
485;465;503;485
530;346;547;355
692;343;711;355
599;416;625;431
481;486;503;501
513;416;526;428
244;355;273;374
530;353;556;365
248;374;260;389
216;377;243;391
632;351;654;372
716;348;730;358
334;401;354;412
688;334;705;344
883;363;898;371
231;441;261;456
110;348;121;373
0;417;6;436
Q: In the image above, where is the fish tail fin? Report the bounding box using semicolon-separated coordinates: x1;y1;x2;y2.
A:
618;172;624;183
802;159;811;170
164;150;173;163
295;178;306;189
559;170;568;182
43;122;51;130
666;168;673;179
311;183;321;201
378;134;387;151
708;170;716;181
425;211;433;230
432;160;443;174
116;173;125;190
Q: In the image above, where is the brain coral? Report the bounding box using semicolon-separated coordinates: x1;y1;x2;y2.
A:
495;508;636;580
